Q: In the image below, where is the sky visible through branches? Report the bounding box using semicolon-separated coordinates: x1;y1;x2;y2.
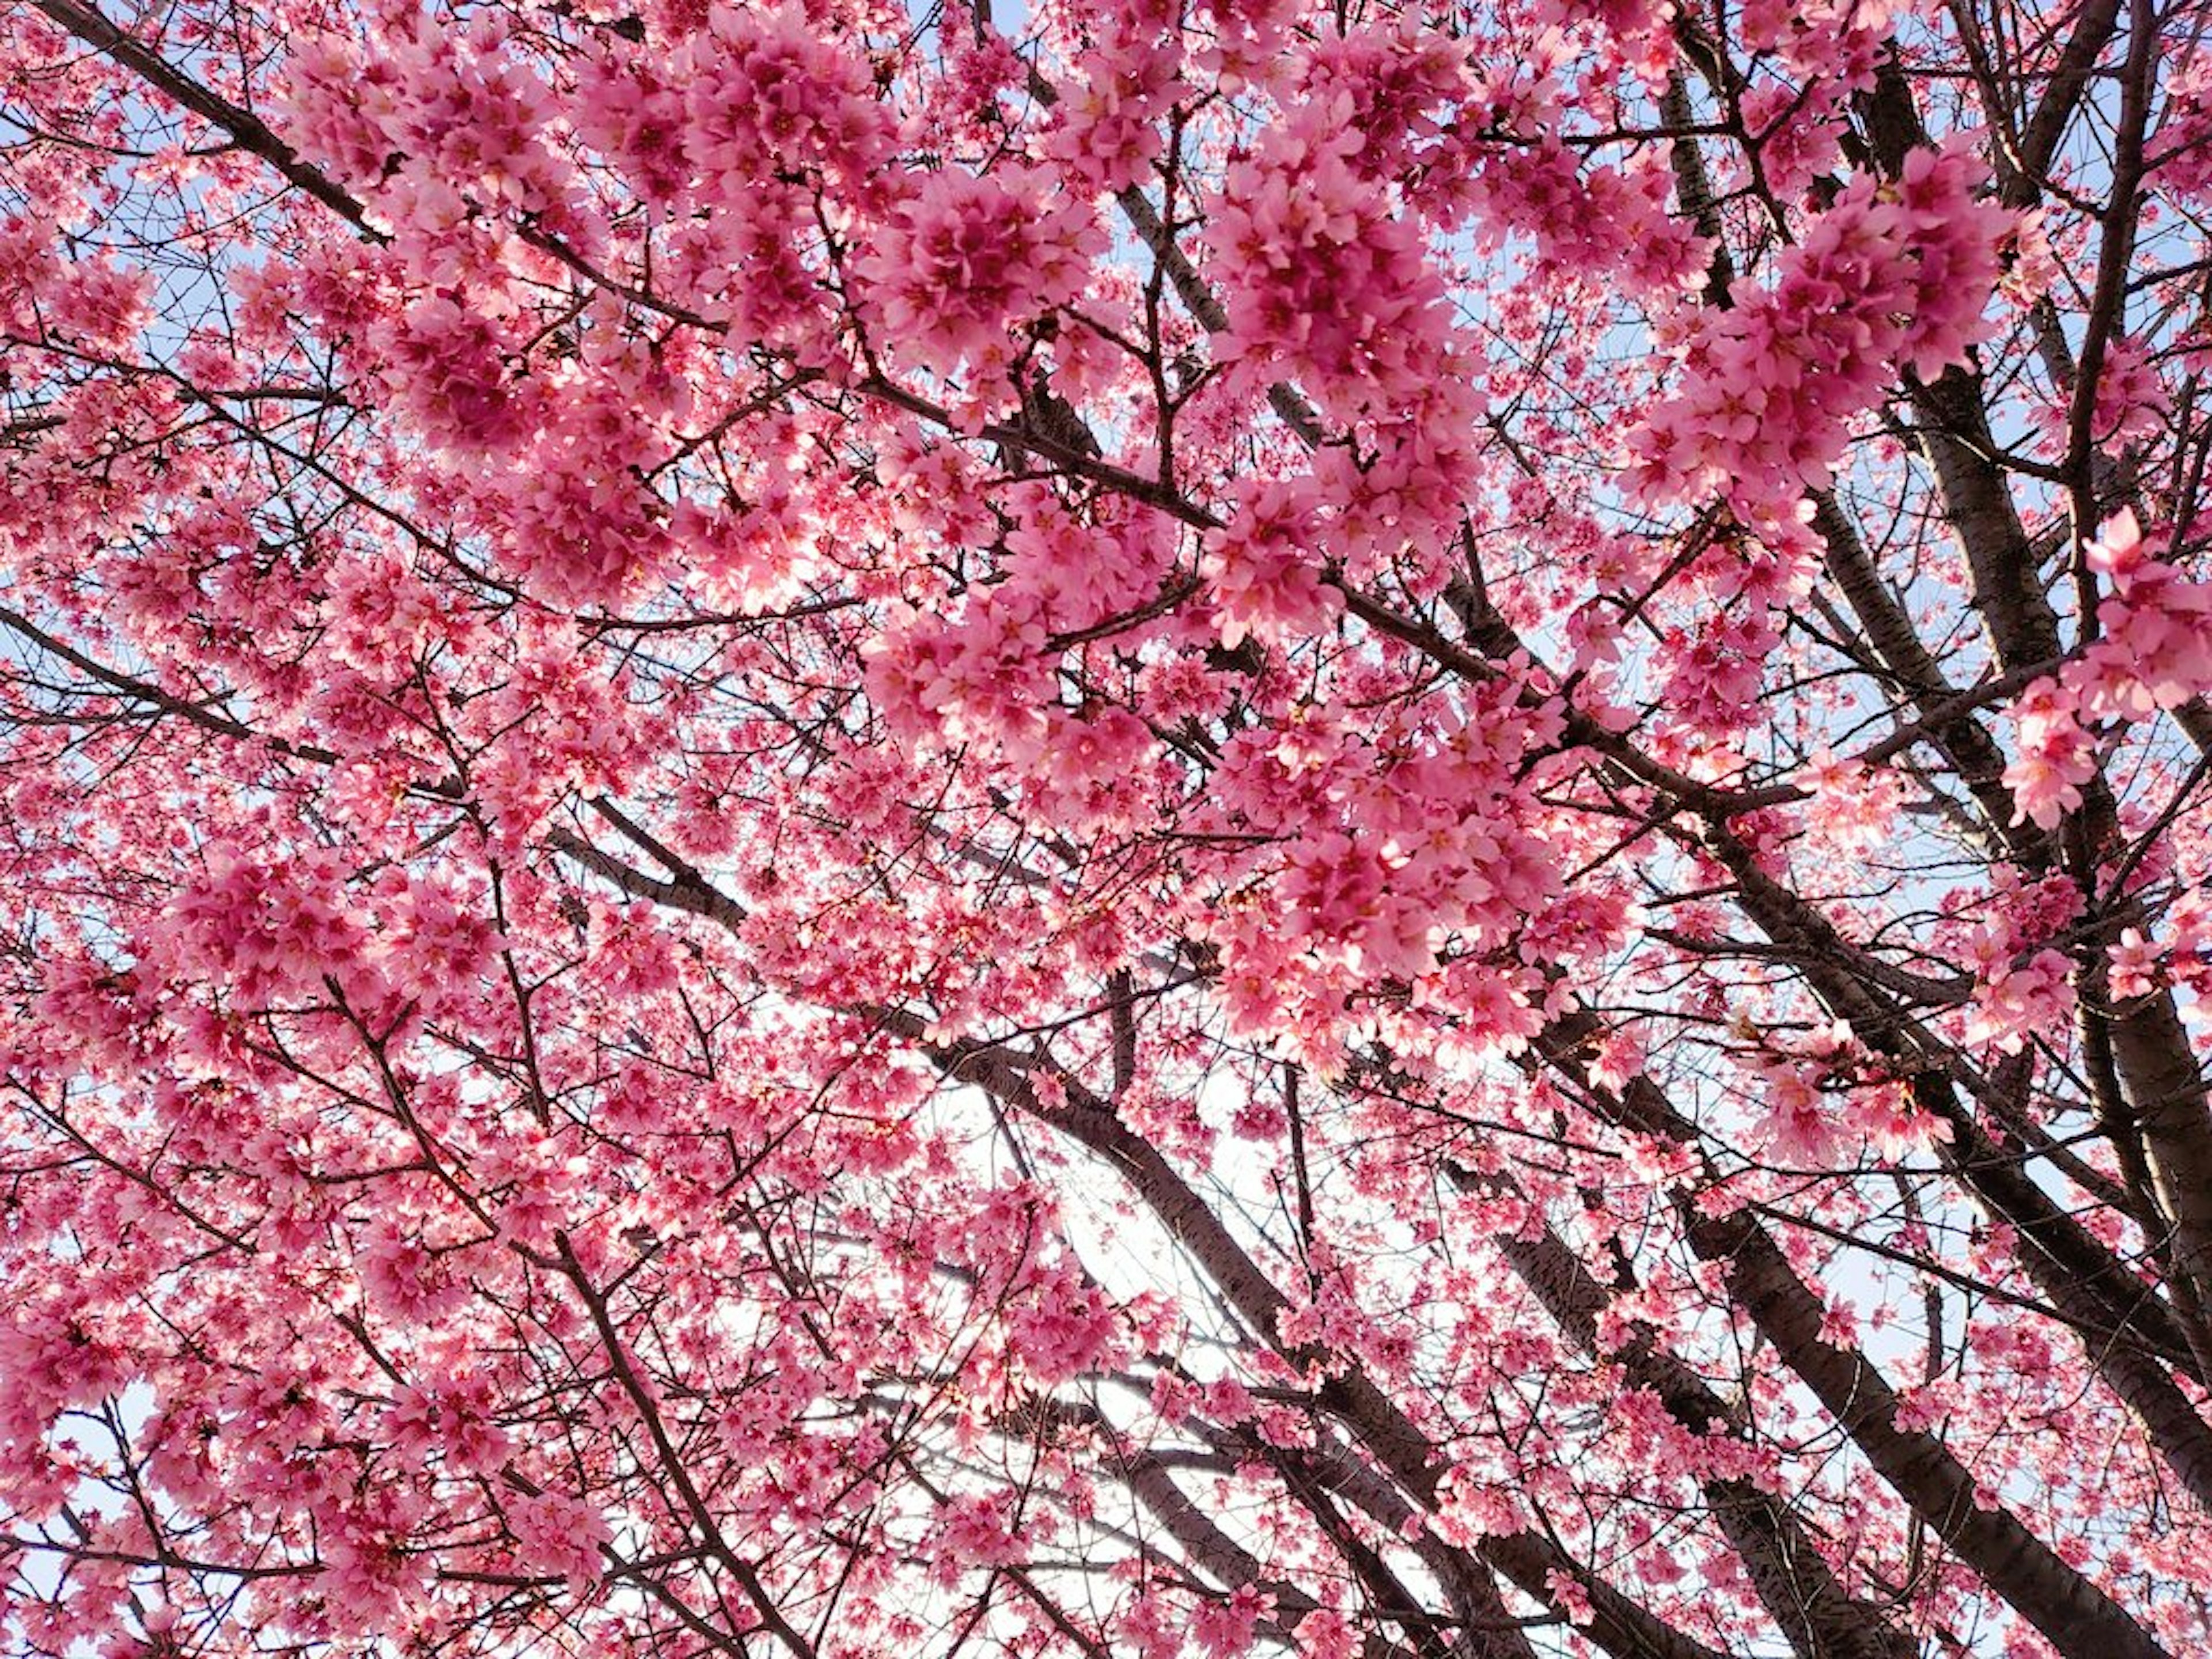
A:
6;0;2212;1657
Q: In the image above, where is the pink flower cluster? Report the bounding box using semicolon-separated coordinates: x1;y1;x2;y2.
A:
1470;140;1709;300
1201;476;1343;648
498;446;673;607
1043;1;1185;192
1965;948;2074;1054
1205;103;1460;414
684;6;887;179
1793;747;1907;857
279;15;563;213
2154;53;2212;203
1197;691;1563;1051
1630;143;2013;510
863;168;1104;380
373;294;531;456
2003;513;2212;827
931;1491;1023;1581
1291;20;1471;191
154;842;370;1008
2002;676;2101;830
508;1488;612;1594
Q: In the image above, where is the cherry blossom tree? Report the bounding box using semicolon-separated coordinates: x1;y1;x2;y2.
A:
5;0;2212;1652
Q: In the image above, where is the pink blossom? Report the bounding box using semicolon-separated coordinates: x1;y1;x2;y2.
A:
2003;678;2100;829
863;168;1103;378
1202;478;1342;647
2109;929;2164;1001
1967;948;2075;1054
1191;1585;1271;1659
509;1488;611;1594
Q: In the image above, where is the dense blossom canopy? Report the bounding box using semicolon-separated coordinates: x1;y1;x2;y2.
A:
4;0;2212;1654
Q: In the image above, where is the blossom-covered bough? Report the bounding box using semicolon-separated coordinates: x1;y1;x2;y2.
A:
3;0;2212;1652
